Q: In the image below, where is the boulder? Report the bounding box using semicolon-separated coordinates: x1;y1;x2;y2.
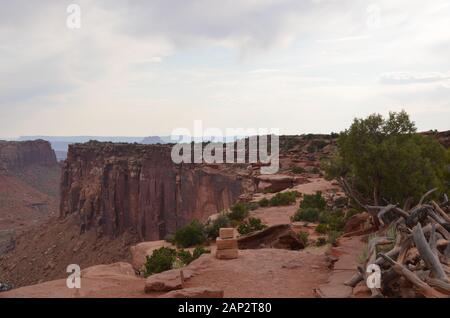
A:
81;262;136;278
159;287;224;298
237;224;304;250
255;175;295;193
144;269;185;293
343;212;371;234
130;240;173;271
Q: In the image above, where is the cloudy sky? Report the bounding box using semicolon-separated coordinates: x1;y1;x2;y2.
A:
1;0;449;137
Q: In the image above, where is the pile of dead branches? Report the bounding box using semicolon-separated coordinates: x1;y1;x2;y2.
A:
344;186;450;298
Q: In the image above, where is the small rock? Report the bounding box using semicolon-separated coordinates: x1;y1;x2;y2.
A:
145;269;185;293
160;287;224;298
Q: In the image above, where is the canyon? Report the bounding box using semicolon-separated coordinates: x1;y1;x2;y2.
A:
0;131;448;296
60;141;249;240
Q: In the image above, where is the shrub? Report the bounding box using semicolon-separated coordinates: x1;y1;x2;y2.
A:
237;217;267;235
144;247;177;277
193;246;210;259
315;223;328;234
327;231;342;247
318;211;345;232
316;237;327;246
205;214;231;239
269;191;298;206
176;249;193;265
291;207;320;222
246;202;259;211
297;231;309;246
164;233;175;244
300;192;326;210
228;203;249;221
311;167;320;174
292;166;305;174
258;198;269;207
307;144;317;153
173;220;207;248
144;245;211;277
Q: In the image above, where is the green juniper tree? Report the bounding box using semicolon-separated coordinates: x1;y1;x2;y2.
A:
323;110;448;207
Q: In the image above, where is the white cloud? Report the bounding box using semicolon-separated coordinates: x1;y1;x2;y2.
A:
0;0;449;136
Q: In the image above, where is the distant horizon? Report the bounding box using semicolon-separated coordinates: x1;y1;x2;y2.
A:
3;126;448;141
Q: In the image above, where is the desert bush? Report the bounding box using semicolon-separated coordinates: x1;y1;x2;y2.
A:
318;211;345;232
237;217;267;235
292;166;305;174
144;247;177;277
327;231;342;247
173;219;207;248
311;167;320;174
316;237;327;246
291;207;320;222
228;202;249;221
192;246;210;259
300;192;326;210
297;231;309;246
258;198;269;207
269;191;298;206
144;245;211;277
205;214;231;239
246;202;259;211
315;223;328;234
176;249;194;265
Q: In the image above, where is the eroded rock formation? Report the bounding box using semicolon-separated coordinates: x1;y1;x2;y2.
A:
0;139;57;172
60;141;245;240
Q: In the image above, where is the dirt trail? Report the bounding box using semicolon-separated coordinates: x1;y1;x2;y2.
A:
318;236;367;298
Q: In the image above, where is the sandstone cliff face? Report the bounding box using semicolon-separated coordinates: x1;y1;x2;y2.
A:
0;140;57;172
60;141;244;240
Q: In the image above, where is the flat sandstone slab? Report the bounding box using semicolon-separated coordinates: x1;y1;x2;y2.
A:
216;238;238;250
219;228;235;239
215;248;238;259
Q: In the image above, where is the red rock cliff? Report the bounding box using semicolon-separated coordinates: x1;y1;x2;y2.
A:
60;141;244;240
0;139;57;172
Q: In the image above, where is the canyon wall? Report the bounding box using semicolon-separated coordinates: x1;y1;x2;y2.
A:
0;140;57;172
60;141;245;241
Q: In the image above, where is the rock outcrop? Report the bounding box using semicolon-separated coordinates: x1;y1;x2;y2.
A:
0;140;57;172
237;224;304;250
60;141;244;240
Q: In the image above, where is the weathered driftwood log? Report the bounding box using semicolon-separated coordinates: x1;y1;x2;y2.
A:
431;201;450;223
412;223;449;283
345;225;432;288
445;242;450;258
344;189;450;298
344;233;403;287
429;224;438;256
377;205;397;226
426;278;450;295
406;205;429;228
433;222;450;240
378;253;445;298
418;188;438;206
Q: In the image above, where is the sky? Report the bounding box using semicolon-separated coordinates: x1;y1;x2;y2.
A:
0;0;449;138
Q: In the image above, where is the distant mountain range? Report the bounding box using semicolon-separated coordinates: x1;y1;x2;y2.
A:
15;135;243;161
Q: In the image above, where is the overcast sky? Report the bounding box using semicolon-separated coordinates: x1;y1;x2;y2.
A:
1;0;449;137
